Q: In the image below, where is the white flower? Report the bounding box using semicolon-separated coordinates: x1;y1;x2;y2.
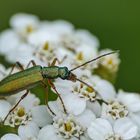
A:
101;90;140;128
55;73;116;117
98;49;120;73
38;100;95;140
60;29;99;51
3;92;40;127
4;106;32;127
88;118;138;140
73;43;98;70
53;114;85;139
10;13;39;37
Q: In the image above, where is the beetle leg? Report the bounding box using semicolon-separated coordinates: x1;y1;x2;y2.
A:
41;81;56;116
50;58;61;66
51;56;67;66
26;60;37;68
9;62;24;75
3;90;29;123
47;79;67;114
60;55;67;64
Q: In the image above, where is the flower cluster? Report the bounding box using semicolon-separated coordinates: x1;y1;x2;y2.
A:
0;13;139;140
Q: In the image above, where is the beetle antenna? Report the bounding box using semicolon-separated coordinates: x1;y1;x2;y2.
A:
70;50;119;72
76;77;93;90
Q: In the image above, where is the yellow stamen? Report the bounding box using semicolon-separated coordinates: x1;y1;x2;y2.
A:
17;107;25;117
86;87;94;93
43;42;49;51
108;59;113;65
64;122;72;132
77;52;84;61
26;25;34;33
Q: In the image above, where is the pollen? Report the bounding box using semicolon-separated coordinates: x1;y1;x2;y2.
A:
53;115;84;139
17;107;25;117
43;42;49;51
76;52;84;61
108;58;113;65
64;122;72;132
26;25;34;33
86;87;94;93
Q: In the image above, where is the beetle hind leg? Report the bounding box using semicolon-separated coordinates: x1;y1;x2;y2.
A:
2;90;29;124
9;62;24;75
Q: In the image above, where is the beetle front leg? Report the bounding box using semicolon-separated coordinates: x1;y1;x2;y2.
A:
41;81;56;116
50;58;61;66
3;90;29;123
47;79;67;114
50;56;67;66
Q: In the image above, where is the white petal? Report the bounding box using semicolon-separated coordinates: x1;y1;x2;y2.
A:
80;132;92;140
87;101;101;117
31;105;52;127
40;20;74;35
0;100;11;121
93;76;116;101
87;118;113;140
18;121;39;140
1;134;21;140
38;125;61;140
76;29;99;48
129;112;140;137
48;101;63;117
10;13;39;29
76;109;96;128
54;79;73;96
114;118;138;139
62;94;86;115
7;92;40;112
0;30;20;55
76;44;98;62
6;43;35;65
28;30;58;45
18;92;40;112
118;90;140;112
129;112;140;128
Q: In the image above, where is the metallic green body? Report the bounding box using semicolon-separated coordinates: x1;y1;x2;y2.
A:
0;65;70;96
0;66;43;96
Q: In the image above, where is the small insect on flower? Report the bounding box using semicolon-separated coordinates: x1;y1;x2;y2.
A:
0;51;118;123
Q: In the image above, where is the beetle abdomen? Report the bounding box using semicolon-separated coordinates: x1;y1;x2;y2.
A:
0;66;43;96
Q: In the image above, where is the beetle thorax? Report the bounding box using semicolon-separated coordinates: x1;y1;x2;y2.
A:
42;66;59;79
58;67;70;80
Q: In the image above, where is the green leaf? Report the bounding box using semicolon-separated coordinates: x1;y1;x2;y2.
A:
0;124;17;137
31;80;58;104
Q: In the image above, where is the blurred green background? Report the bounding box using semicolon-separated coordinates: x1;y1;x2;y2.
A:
0;0;139;92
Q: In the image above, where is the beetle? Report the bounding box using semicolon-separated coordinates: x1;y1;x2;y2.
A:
0;51;117;122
